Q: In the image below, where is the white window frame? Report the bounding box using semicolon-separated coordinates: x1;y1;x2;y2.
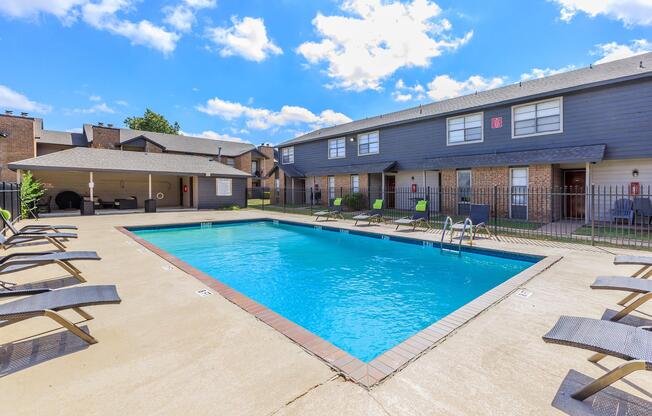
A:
446;112;484;146
511;97;563;139
509;167;529;219
351;175;359;193
224;157;235;167
357;131;380;156
328;137;346;159
216;178;232;196
456;170;472;205
281;146;294;164
327;176;335;200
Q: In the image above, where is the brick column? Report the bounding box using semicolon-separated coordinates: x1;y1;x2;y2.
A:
0;114;36;182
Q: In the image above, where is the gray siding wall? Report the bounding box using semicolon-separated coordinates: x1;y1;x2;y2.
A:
197;176;246;209
281;78;652;172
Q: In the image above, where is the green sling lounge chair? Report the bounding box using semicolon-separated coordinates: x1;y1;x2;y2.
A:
314;198;343;221
543;316;652;401
394;200;430;231
0;285;121;344
0;209;77;235
352;199;385;226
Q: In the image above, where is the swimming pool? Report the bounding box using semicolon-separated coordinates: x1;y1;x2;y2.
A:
130;220;538;363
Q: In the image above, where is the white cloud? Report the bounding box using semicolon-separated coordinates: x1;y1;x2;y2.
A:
163;0;215;32
297;0;473;91
89;94;102;101
180;130;250;144
115;99;128;106
426;74;504;101
70;102;116;114
0;0;85;24
196;97;351;130
0;84;52;114
392;79;426;102
551;0;652;26
206;16;282;62
0;0;181;54
520;65;577;81
592;39;652;64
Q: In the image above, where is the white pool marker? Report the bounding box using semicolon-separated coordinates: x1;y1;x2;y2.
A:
162;265;174;271
273;220;279;224
200;222;213;229
314;225;322;230
125;241;135;246
196;289;213;297
514;288;533;299
423;241;433;248
382;235;390;241
339;229;349;234
137;247;147;254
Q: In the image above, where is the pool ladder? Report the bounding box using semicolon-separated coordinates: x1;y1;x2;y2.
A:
440;216;470;256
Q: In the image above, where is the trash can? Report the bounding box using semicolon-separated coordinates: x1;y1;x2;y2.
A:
81;200;95;216
145;199;157;213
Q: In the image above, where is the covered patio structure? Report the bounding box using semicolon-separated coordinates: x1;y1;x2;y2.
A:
9;147;251;215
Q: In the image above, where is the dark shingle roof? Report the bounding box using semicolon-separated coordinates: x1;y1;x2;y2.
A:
279;53;652;147
8;147;251;177
119;129;256;157
37;130;88;146
423;144;606;170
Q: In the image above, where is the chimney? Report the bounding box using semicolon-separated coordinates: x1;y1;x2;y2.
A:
20;112;28;117
5;110;13;115
217;146;222;162
107;123;113;128
98;122;104;127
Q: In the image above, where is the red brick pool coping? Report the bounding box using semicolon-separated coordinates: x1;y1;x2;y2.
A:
117;223;561;389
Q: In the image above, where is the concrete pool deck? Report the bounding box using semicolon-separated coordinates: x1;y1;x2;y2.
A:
1;209;651;415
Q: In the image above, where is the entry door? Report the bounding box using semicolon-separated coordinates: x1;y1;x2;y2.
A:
385;175;396;208
564;170;586;219
510;168;528;220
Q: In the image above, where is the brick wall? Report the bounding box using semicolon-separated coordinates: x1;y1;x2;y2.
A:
440;169;457;215
91;126;120;149
0;114;36;181
528;164;553;222
472;166;509;217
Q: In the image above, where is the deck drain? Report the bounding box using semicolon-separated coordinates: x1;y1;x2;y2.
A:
514;288;532;299
196;289;213;297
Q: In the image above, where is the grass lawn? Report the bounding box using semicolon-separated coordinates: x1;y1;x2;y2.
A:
573;225;652;241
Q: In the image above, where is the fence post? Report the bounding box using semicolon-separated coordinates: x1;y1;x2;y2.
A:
310;187;313;215
493;185;498;236
283;188;286;213
261;187;265;211
591;184;595;246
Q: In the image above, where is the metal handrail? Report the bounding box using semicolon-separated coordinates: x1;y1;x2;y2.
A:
458;218;473;253
440;216;453;253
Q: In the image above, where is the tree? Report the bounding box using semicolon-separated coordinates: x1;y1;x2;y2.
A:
20;171;45;218
124;109;181;134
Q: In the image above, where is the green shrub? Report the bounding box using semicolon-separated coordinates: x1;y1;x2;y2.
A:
342;192;364;210
19;171;44;219
263;191;271;199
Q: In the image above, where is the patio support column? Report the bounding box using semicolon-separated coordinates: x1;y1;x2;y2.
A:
585;162;591;224
89;171;94;200
148;174;152;200
381;172;385;200
16;169;22;184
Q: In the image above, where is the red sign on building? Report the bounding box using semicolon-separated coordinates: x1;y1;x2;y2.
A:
491;116;503;129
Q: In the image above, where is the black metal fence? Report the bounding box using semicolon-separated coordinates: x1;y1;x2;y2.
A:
0;181;21;221
246;185;652;249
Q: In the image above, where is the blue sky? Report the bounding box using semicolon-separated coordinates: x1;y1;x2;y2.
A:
1;0;651;145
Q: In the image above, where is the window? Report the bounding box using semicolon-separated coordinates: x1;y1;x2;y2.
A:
251;160;259;175
328;138;346;159
510;168;528;206
224;158;235;167
457;170;472;204
357;131;379;155
281;147;294;164
328;176;335;200
512;97;562;138
216;178;232;196
447;113;483;145
350;175;359;193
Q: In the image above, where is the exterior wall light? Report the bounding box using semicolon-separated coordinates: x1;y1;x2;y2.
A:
632;169;639;178
0;132;8;138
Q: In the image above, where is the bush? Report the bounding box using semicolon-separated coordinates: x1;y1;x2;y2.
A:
20;171;44;219
342;192;364;210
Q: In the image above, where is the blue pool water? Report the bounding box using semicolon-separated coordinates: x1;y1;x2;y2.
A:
132;220;536;362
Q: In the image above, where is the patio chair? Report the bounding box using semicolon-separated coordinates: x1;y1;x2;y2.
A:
0;285;121;344
36;195;52;214
0;209;77;234
542;316;652;401
610;199;634;224
394;200;430;231
449;204;492;246
352;199;384;226
314;198;343;221
0;232;76;251
0;251;100;283
634;197;652;225
590;276;652;322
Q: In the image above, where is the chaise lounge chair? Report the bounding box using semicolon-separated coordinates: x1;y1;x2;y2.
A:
448;204;492;246
1;209;77;235
0;285;121;344
314;198;343;221
0;232;76;251
543;316;652;401
353;199;384;226
0;250;100;282
612;255;652;305
590;276;652;322
394;200;430;231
